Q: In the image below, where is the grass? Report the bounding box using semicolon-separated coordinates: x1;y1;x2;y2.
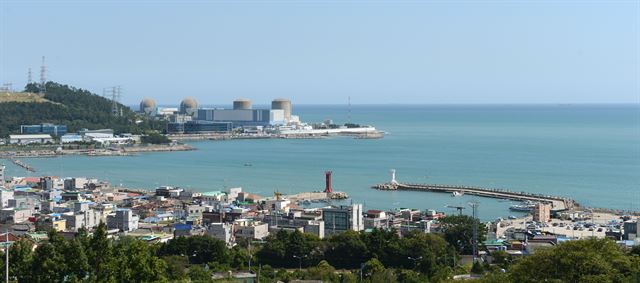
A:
0;91;54;103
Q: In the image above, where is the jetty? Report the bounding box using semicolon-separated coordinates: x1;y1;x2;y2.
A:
9;157;35;173
372;170;576;211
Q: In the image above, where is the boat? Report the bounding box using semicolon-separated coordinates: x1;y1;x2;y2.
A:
452;191;463;197
244;163;253;167
509;201;537;212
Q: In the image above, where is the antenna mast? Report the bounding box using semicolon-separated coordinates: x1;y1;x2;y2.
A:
28;68;32;85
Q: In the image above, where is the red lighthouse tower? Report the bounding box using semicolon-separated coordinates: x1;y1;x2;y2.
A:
324;171;333;193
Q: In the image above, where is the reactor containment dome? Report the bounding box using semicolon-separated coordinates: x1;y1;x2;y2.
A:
139;98;157;115
233;98;252;110
180;97;199;115
271;98;292;121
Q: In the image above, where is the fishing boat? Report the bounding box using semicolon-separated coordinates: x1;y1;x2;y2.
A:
452;191;463;197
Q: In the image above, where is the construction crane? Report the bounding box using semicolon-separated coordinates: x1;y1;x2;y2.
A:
446;205;465;215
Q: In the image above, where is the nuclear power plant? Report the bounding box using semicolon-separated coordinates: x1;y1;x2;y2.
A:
138;97;302;134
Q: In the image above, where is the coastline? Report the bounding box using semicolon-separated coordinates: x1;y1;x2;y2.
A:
0;143;196;158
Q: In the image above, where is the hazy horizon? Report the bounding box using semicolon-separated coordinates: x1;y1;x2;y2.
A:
1;1;638;105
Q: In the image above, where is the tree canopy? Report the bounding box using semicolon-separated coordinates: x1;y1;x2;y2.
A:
0;82;165;137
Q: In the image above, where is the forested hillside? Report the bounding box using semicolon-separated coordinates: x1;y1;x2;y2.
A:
0;82;165;137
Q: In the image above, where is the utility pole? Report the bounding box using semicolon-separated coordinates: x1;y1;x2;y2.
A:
6;229;9;283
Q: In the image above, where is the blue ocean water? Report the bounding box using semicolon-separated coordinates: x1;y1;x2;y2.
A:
4;104;639;220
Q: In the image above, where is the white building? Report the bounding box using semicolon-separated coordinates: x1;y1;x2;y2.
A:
9;134;53;145
208;223;234;244
61;134;83;143
107;209;139;232
0;189;14;208
63;209;103;232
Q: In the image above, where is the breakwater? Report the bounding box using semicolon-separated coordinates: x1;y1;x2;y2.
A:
10;158;35;172
372;182;576;211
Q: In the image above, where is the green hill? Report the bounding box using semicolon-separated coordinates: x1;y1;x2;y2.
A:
0;82;165;137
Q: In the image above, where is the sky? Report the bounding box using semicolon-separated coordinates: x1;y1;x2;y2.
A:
1;0;639;105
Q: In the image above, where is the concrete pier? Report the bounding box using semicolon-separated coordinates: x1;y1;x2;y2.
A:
372;182;575;211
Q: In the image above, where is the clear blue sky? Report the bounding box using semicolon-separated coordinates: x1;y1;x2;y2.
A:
1;0;638;105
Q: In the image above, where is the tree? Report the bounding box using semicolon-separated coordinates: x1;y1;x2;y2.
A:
325;230;368;269
112;237;168;282
438;215;487;255
63;239;90;281
30;242;66;282
471;261;485;275
162;255;189;281
508;238;640;282
256;230;323;268
303;260;340;282
9;238;34;282
88;221;115;282
490;250;512;270
188;265;212;282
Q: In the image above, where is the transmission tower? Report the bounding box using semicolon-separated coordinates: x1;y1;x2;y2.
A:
109;86;123;116
28;68;32;84
39;56;46;94
468;201;479;262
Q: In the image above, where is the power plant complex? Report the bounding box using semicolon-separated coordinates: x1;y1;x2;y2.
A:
139;97;301;134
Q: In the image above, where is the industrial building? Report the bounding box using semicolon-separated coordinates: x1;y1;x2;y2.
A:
195;108;285;127
167;120;233;134
9;134;54;145
20;123;67;137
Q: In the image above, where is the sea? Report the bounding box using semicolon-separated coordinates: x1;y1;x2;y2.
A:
4;104;639;221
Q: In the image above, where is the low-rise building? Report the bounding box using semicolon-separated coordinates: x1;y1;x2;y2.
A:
20;123;67;137
322;204;364;236
107;209;139;232
63;209;103;232
9;134;53;145
235;220;269;240
208;223;234;244
533;203;551;222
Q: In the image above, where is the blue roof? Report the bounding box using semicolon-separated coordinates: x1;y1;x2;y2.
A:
175;224;192;231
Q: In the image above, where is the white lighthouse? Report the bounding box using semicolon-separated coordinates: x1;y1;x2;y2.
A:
390;169;398;185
